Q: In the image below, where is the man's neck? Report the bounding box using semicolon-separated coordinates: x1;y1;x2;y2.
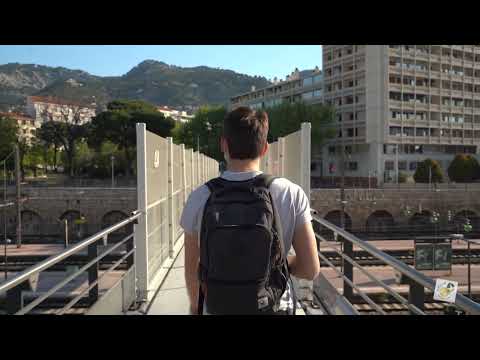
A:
226;159;260;173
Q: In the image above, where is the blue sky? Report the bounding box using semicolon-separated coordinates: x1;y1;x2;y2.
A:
0;45;322;80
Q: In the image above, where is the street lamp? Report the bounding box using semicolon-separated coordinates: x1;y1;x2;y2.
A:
111;155;115;188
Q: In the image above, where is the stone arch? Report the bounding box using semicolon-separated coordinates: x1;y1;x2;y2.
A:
366;210;395;234
59;210;82;223
409;210;434;233
21;210;43;236
453;210;480;232
102;210;131;238
324;210;353;232
59;210;84;241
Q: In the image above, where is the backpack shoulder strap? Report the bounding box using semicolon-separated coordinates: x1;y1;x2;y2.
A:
205;177;227;194
254;173;278;189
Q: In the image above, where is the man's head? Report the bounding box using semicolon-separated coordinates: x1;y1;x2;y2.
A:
221;107;269;162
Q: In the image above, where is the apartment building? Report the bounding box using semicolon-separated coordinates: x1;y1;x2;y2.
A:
230;68;323;110
26;96;97;126
0;112;37;144
322;45;480;184
230;68;324;175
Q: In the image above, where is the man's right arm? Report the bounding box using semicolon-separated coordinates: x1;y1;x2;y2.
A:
289;221;320;280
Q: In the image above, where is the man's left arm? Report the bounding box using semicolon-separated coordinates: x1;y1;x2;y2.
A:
184;232;200;314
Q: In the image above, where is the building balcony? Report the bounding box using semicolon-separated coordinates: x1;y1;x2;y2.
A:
389;48;401;57
389;83;402;92
452;58;464;67
414;102;429;110
415;86;430;94
389;66;401;75
452;89;464;97
389;100;403;108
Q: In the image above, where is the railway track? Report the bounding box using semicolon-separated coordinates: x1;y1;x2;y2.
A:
319;249;480;267
353;301;448;315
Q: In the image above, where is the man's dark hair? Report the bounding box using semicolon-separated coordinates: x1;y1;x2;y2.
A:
223;107;269;160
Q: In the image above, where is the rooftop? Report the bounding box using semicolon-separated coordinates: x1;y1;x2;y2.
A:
28;96;96;109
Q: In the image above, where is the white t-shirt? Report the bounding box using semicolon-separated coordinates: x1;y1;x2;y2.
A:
180;170;312;313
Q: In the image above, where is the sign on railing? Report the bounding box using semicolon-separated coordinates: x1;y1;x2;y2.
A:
136;124;219;301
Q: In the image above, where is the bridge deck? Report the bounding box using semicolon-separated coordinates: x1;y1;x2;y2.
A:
145;243;308;315
147;246;190;315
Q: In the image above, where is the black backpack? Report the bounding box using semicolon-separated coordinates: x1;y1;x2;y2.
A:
197;174;294;315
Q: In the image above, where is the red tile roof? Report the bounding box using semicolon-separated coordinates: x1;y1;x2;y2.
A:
28;96;95;109
0;112;35;122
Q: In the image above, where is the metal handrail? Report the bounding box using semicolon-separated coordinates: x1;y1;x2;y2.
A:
0;202;14;209
313;215;480;315
317;250;387;315
0;211;141;296
14;233;134;315
316;233;425;315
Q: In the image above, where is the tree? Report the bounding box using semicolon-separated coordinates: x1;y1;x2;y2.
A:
88;100;176;176
0;115;19;169
173;106;226;161
22;140;44;178
266;101;336;153
36;121;63;172
38;107;88;177
414;159;443;183
448;154;480;183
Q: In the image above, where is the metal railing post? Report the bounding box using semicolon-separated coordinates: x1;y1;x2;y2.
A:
135;123;149;301
87;242;99;304
181;144;187;206
14;145;21;248
190;149;195;192
300;122;312;202
408;279;425;314
167;137;174;258
342;236;354;300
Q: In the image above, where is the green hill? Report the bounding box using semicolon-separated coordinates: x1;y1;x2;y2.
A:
0;60;270;112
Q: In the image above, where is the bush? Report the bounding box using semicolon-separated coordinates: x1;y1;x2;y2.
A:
414;159;443;183
448;154;480;183
398;171;408;183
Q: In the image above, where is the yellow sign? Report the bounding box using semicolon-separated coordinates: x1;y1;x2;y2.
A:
433;279;458;304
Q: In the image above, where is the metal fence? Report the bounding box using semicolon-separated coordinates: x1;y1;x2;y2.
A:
136;124;219;301
312;214;480;315
0;212;140;315
260;123;311;199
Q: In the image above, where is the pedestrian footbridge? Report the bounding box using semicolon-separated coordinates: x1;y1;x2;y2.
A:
1;123;480;315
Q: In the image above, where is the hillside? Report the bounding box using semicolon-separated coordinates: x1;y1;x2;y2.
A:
0;60;270;112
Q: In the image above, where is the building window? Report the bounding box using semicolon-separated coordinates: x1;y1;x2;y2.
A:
348;162;358;171
398;161;407;171
328;146;336;155
303;78;313;87
385;161;394;171
409;162;418;171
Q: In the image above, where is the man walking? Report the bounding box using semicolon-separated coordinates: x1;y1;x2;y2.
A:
181;107;319;315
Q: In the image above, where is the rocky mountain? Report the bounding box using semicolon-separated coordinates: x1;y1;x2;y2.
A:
0;60;270;112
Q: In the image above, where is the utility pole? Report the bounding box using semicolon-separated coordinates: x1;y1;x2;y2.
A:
14;145;21;248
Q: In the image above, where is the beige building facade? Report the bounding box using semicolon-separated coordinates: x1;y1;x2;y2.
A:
26;96;96;126
0;112;37;145
230;68;323;110
323;45;480;184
